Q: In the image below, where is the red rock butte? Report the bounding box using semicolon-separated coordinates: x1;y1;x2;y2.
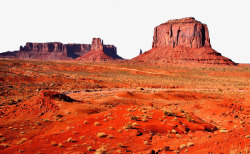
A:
134;17;236;65
76;38;123;61
0;38;122;61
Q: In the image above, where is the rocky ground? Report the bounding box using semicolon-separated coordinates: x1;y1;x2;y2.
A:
0;59;249;153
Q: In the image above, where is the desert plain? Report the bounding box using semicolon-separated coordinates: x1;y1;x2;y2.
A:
0;59;249;153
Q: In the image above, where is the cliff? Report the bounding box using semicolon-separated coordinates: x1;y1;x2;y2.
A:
134;17;236;65
0;39;121;60
76;38;122;61
152;17;211;48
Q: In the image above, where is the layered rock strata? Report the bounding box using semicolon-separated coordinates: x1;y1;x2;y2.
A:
76;38;122;61
0;39;121;60
134;17;236;65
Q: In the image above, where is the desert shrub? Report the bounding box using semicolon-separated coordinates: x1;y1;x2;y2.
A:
163;110;177;117
132;122;139;126
107;134;114;138
58;143;63;147
117;142;124;148
51;142;57;146
118;129;122;133
87;146;93;151
94;122;101;126
97;132;107;138
123;122;134;129
80;136;85;140
130;114;139;121
67;137;73;142
95;146;107;154
186;113;193;122
17;138;28;145
180;144;187;149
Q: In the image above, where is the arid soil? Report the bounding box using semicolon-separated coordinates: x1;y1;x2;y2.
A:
0;59;249;153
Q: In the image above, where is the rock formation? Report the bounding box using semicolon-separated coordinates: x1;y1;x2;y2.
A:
152;17;211;49
0;39;122;61
65;44;91;59
134;17;236;65
76;38;122;61
139;49;143;55
91;38;103;51
20;42;67;52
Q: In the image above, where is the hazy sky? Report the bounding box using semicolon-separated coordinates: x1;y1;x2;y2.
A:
0;0;249;63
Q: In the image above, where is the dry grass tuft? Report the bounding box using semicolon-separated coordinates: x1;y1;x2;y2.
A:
130;114;139;121
58;143;63;147
97;132;107;138
95;146;107;154
87;146;93;151
163;110;177;117
117;142;124;148
17;138;28;145
123;122;134;129
51;142;57;146
94;122;101;126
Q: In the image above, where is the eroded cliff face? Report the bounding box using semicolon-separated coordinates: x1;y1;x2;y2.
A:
91;38;103;51
152;17;211;49
77;38;122;61
134;17;236;65
65;44;91;59
0;39;121;60
20;42;67;52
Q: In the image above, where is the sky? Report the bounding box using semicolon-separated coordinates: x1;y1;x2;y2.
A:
0;0;249;63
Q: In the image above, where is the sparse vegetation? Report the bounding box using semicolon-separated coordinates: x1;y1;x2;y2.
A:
51;142;57;146
97;132;107;138
58;143;63;147
123;122;134;129
107;134;114;138
17;138;28;145
130;114;139;121
80;136;85;140
163;110;177;117
117;142;124;148
95;146;107;154
94;122;101;126
87;146;93;151
186;113;193;122
180;144;187;150
67;137;73;142
0;59;249;153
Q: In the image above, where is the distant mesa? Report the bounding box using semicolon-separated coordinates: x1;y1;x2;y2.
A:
76;38;123;61
0;18;236;64
0;38;122;61
133;17;236;65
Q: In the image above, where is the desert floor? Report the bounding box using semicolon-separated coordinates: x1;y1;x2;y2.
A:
0;59;249;153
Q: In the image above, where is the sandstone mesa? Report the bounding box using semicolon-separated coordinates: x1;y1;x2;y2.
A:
133;17;236;65
0;38;120;61
0;17;236;65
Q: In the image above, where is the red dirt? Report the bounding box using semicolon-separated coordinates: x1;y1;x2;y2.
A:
0;59;249;153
